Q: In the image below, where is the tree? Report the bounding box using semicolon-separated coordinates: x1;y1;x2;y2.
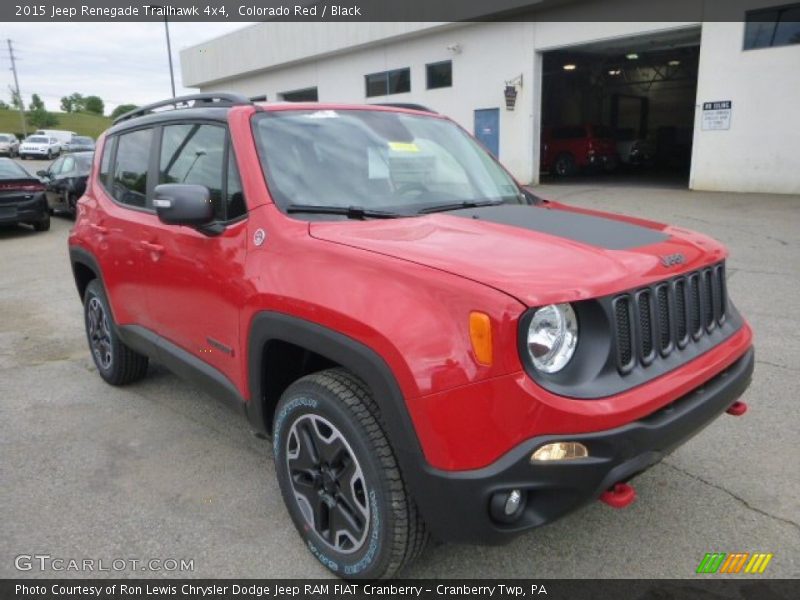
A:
68;92;85;112
29;93;45;112
60;96;73;112
10;92;22;110
84;95;104;115
0;100;8;110
110;103;139;120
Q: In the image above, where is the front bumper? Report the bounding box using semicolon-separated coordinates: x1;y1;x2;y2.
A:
0;194;48;224
411;346;753;544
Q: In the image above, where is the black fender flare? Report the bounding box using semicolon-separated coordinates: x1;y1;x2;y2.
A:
68;246;104;302
246;311;433;506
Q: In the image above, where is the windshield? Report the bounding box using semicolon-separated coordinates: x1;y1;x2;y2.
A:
253;109;522;215
26;136;48;144
72;136;93;145
0;135;10;142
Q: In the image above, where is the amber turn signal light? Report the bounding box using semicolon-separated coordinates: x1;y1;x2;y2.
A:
469;311;493;365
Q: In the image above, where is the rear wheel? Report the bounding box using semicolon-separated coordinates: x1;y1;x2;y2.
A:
273;368;427;579
32;211;50;232
83;279;148;385
67;192;77;217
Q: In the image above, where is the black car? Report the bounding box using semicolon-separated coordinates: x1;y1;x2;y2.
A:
63;135;95;153
0;158;49;231
38;151;93;216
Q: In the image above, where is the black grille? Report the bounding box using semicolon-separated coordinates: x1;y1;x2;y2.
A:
613;262;728;372
674;278;687;345
614;297;633;369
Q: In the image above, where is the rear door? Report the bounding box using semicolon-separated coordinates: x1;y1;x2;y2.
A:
139;121;248;383
90;129;160;327
474;108;500;157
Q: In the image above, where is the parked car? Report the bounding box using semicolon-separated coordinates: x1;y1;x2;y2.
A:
19;135;61;160
38;151;93;216
63;136;95;153
615;128;655;167
0;157;49;231
34;129;77;148
69;94;753;579
0;133;20;157
541;124;619;176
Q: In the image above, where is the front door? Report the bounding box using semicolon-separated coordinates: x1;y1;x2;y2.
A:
140;122;248;383
474;108;500;158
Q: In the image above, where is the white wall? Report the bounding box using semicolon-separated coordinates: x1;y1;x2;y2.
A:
198;22;539;182
690;22;800;194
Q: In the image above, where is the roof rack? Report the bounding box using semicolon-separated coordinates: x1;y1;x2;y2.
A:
113;93;253;124
371;103;437;113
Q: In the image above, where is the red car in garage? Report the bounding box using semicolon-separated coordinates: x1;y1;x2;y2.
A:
541;124;620;176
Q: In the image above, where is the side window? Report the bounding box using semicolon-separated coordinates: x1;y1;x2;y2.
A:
225;146;247;220
49;157;64;176
61;156;75;174
99;138;113;187
160;124;225;219
111;128;152;208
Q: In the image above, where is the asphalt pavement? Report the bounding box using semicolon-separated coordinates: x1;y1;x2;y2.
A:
1;167;798;578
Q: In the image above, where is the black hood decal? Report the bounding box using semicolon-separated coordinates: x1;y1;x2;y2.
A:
449;204;668;250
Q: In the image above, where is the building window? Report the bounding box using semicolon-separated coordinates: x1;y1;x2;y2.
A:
426;60;452;89
364;68;411;97
279;87;319;102
744;4;800;49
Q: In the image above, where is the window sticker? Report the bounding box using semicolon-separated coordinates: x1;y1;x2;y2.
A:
306;110;338;119
388;141;420;152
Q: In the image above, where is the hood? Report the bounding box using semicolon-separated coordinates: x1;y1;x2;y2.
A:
309;203;726;307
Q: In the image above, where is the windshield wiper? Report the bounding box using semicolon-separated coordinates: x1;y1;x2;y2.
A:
286;204;403;219
416;199;505;214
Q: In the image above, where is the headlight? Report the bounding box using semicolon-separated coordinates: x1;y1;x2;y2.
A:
526;303;578;373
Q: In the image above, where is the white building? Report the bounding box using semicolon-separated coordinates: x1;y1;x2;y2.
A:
180;2;800;194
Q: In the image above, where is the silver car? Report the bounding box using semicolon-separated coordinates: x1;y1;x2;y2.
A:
0;133;20;157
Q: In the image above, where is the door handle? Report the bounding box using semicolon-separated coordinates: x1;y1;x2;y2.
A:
139;241;165;254
89;223;108;234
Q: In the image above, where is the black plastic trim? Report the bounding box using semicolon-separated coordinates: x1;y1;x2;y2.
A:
411;347;754;544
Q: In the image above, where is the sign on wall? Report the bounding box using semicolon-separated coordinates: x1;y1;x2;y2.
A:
702;101;732;131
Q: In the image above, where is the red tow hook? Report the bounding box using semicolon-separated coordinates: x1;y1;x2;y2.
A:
599;482;637;508
726;401;748;416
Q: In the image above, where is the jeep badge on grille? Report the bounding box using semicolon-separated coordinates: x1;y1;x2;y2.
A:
660;253;686;267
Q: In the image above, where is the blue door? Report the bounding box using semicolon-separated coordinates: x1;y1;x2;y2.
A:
474;108;500;158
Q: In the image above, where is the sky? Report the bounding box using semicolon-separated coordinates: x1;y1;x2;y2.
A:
0;22;256;114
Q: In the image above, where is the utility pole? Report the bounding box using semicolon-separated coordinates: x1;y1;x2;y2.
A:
6;39;26;137
164;18;176;98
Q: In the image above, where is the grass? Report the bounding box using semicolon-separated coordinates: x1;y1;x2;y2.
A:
0;109;112;139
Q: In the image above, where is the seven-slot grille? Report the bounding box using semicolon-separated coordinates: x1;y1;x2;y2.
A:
613;262;727;373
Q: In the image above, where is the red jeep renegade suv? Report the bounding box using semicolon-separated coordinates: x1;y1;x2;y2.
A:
69;94;753;578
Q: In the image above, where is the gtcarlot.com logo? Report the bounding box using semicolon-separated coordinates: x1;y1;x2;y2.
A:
696;552;774;574
15;554;194;572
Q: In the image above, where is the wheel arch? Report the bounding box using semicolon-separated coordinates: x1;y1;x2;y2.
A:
69;246;102;303
246;311;427;473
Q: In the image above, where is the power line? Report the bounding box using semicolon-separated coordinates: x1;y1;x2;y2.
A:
6;39;27;136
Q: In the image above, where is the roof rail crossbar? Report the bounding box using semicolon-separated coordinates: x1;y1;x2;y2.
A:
113;93;252;124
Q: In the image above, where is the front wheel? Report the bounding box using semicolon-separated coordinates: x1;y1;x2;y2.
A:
273;369;427;579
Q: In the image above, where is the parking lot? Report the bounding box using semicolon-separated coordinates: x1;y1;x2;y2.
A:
1;161;798;578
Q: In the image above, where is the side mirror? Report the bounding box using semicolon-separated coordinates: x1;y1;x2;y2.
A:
521;186;545;206
36;170;49;179
153;184;214;227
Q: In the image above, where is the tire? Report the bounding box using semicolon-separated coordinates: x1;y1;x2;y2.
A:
554;153;577;177
83;279;148;385
32;211;50;232
273;368;428;579
67;192;77;217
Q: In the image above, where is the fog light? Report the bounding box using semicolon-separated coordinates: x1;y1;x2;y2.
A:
530;441;588;462
490;489;527;523
505;489;522;515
